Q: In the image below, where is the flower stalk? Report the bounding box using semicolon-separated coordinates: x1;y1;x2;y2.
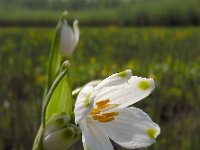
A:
42;60;70;128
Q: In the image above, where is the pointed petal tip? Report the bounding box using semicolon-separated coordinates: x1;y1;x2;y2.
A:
73;19;79;44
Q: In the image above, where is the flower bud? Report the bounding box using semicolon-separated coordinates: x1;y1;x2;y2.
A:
43;113;81;150
60;11;79;58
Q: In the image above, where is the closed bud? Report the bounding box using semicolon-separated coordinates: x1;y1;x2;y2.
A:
60;11;79;58
43;113;81;150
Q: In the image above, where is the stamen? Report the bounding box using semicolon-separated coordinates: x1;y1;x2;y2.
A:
98;116;115;122
92;115;115;122
89;99;119;123
101;104;119;112
91;111;119;122
102;112;119;117
89;108;101;115
97;103;109;109
91;115;102;120
96;99;110;108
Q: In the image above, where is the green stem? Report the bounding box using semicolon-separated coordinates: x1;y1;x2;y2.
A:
41;60;70;128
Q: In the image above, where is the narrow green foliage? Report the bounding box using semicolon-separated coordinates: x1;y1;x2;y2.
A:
47;21;62;92
47;12;68;93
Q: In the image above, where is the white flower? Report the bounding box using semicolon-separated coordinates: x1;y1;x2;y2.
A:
60;19;79;57
74;70;160;150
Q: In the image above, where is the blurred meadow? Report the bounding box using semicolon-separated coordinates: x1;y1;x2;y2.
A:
0;0;200;150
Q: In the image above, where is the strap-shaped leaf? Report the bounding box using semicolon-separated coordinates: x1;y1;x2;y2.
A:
47;20;62;92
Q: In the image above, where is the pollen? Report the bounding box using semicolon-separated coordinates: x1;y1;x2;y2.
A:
91;113;117;122
90;99;119;123
96;99;110;108
89;108;101;115
101;104;119;112
95;116;115;122
102;112;119;117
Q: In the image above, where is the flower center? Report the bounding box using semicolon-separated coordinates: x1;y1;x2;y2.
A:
89;99;119;123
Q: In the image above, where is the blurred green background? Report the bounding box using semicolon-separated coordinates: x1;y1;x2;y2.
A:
0;0;200;150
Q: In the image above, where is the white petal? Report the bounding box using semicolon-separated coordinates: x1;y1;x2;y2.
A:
74;85;95;124
73;20;79;45
95;70;132;91
72;80;102;96
97;107;160;149
95;76;155;108
85;80;102;87
80;119;114;150
72;87;82;96
60;20;76;57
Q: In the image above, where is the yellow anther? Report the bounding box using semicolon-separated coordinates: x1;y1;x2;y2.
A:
91;115;101;120
89;108;101;115
96;99;110;107
90;99;120;123
102;112;119;117
101;104;119;112
97;116;115;122
91;111;119;123
97;103;109;109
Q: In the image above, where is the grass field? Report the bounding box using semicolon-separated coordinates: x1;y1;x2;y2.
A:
0;27;200;149
0;0;200;26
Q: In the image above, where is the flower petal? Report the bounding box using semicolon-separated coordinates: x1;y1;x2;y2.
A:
80;119;114;150
95;76;155;108
96;107;160;149
73;20;79;45
72;80;102;96
74;85;95;124
95;70;132;91
85;80;102;87
60;20;76;57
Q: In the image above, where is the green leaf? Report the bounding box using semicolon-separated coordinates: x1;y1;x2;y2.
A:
32;125;43;150
45;76;72;122
47;21;62;92
47;12;69;93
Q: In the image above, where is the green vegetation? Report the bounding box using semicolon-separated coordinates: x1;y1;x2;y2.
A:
0;27;199;149
0;0;200;26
